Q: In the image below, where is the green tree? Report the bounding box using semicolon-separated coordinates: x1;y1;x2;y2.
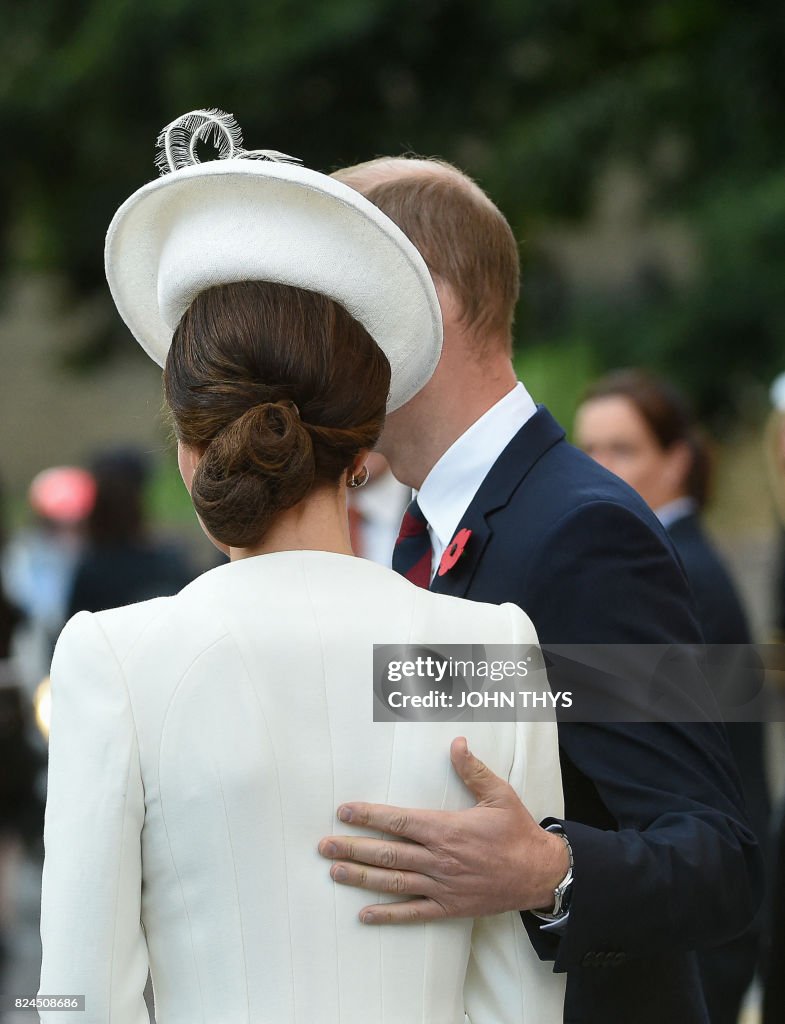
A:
1;0;783;415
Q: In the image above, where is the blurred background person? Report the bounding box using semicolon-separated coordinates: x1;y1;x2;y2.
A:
346;450;409;566
66;447;195;617
761;374;785;1024
762;796;785;1024
0;473;44;991
3;466;95;686
0;472;25;674
763;373;785;644
574;367;770;1024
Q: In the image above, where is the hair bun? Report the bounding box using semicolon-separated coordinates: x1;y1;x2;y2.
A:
207;399;315;480
235;400;308;472
190;399;316;548
166;281;390;549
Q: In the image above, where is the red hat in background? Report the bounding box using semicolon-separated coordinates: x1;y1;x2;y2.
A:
28;467;96;524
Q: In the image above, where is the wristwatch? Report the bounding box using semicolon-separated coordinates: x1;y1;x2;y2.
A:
538;829;573;921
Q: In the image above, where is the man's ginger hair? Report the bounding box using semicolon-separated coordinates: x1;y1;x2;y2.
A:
332;157;520;353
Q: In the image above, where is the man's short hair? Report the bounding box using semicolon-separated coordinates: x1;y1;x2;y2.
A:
333;157;520;351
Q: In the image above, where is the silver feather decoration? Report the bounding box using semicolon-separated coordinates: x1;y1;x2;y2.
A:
241;148;303;165
155;108;243;175
154;108;302;175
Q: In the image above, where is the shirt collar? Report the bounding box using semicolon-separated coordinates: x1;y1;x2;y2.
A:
655;496;698;529
417;381;537;552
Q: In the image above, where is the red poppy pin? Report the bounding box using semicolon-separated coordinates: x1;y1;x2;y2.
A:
437;528;473;577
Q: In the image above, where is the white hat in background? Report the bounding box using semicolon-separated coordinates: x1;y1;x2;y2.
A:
104;109;442;412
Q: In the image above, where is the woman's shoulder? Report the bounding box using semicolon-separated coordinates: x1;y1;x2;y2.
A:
412;588;538;645
283;551;538;641
57;553;540;659
57;593;178;664
303;554;538;642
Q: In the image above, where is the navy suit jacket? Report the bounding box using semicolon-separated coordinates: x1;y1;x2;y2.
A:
666;513;770;849
667;513;751;646
429;408;763;1024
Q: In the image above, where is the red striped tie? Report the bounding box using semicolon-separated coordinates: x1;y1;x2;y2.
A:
392;499;432;588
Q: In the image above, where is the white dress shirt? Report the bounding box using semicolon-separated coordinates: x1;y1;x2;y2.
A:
417;382;537;580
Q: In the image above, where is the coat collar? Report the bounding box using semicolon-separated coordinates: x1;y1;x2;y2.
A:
430;406;565;597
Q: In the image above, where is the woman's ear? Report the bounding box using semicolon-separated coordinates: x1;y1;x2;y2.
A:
346;448;371;488
349;448;370;480
663;440;693;494
178;441;231;558
177;442;201;495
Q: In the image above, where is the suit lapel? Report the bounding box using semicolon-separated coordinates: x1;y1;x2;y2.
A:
429;406;566;598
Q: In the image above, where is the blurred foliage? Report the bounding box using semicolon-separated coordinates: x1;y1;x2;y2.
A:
513;340;597;436
146;449;199;526
1;0;784;419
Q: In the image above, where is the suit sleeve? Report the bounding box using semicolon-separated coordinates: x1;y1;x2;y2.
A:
38;612;149;1024
517;501;763;970
463;605;566;1022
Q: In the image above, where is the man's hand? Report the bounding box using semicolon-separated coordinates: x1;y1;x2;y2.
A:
317;736;568;924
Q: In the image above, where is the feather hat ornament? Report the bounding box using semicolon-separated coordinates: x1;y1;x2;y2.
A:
154;108;302;175
105;109;442;412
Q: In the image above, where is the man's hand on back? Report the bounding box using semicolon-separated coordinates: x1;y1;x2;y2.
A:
317;736;568;924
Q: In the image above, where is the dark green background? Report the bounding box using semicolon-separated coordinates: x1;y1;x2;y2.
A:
2;0;784;420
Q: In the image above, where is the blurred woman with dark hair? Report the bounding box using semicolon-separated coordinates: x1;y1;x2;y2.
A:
575;369;750;641
575;367;770;1024
67;448;193;617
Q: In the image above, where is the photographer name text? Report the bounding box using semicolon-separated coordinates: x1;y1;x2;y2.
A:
385;688;573;709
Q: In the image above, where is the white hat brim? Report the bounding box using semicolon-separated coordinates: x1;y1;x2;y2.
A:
105;159;442;412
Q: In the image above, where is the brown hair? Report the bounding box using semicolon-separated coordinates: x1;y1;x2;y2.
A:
86;449;149;546
582;368;713;508
333;157;520;352
164;281;390;548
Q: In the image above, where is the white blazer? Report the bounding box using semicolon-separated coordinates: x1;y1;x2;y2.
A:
39;550;565;1023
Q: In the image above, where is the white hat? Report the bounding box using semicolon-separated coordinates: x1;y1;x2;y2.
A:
104;109;442;412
